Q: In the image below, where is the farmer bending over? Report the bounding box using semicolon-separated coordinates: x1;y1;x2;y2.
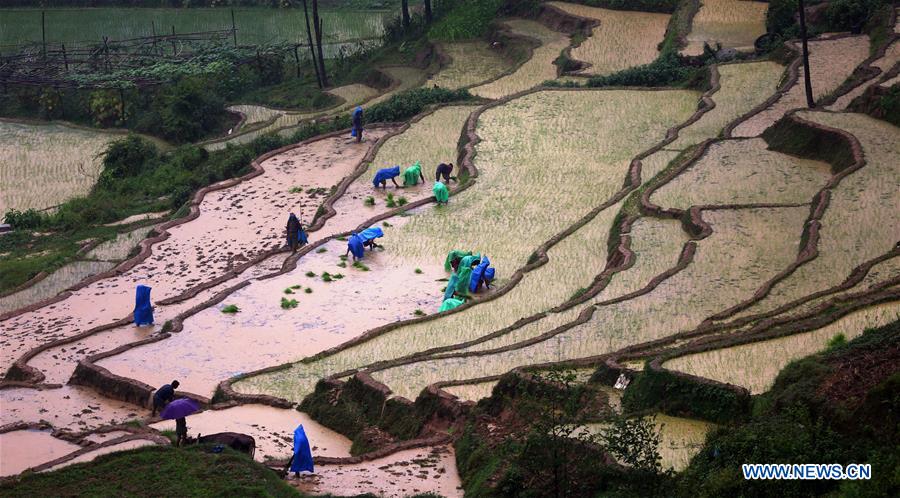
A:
435;162;455;182
373;166;401;188
403;161;425;187
152;380;179;416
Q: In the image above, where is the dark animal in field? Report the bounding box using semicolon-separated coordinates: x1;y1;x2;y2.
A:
197;432;256;458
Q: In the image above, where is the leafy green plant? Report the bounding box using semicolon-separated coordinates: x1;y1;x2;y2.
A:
332;273;344;279
221;304;240;314
305;271;316;277
415;268;423;274
827;333;847;350
386;193;397;208
413;309;426;316
398;196;408;206
352;261;370;271
382;221;392;227
289;186;303;193
283;288;294;294
322;272;333;282
304;287;313;294
364;196;375;206
316;247;327;253
280;297;298;309
291;284;301;289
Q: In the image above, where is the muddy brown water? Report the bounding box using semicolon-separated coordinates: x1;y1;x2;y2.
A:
149;404;351;462
0;429;81;476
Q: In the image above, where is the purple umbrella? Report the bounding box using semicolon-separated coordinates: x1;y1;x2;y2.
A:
159;398;200;420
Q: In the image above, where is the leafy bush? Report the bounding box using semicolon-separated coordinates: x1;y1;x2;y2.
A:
3;209;45;229
826;0;884;31
428;0;504;41
877;84;900;126
97;135;159;187
586;53;700;87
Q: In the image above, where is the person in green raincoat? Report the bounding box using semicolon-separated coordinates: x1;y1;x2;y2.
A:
454;254;480;296
433;181;449;204
439;297;464;312
444;250;472;272
403;161;425;186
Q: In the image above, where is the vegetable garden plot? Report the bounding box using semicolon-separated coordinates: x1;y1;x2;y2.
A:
667;61;784;153
1;131;389;372
426;42;514;90
734;112;900;320
368;207;808;400
547;2;670;76
650;138;831;209
681;0;768;57
234;89;698;402
664;301;900;394
732;36;870;137
471;19;570;99
0;121;118;213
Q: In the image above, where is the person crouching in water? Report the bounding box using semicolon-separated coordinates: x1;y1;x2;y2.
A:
286;213;308;252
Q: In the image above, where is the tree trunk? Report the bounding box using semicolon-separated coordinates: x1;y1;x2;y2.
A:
401;0;411;29
798;0;815;107
301;0;322;88
423;0;432;24
312;0;329;87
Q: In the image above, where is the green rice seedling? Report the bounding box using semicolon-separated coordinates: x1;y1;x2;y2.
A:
471;20;570;99
288;186;303;194
733;36;870;137
337;236;347;241
280;297;298;309
385;193;397;208
650;138;831;209
413;309;426;316
291;285;301;289
352;261;370;271
305;271;316;277
337;262;347;268
304;288;313;294
322;272;333;282
339;254;348;261
316;247;327;253
415;268;423;274
734;112;900;319
398;197;408;206
426;41;514;90
332;273;344;279
283;288;294;294
826;333;847;350
221;304;240;314
665;303;899;394
383;221;392;227
364;196;375;206
547;2;670;77
680;0;768;56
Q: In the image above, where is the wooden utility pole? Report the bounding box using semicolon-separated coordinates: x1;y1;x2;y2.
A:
171;25;177;56
231;9;238;47
797;0;815;107
41;11;47;59
312;0;328;87
302;0;322;88
401;0;410;29
423;0;432;24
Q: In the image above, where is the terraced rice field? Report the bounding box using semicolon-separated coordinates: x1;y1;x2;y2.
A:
548;2;670;76
666;302;900;394
427;42;514;89
0;122;120;213
471;19;570;99
682;0;768;56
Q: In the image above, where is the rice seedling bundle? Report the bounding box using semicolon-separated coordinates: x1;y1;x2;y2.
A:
369;207;807;399
651;138;831;209
665;302;900;394
681;0;768;56
426;42;513;90
547;2;670;76
735;112;900;319
471;20;570;99
667;61;784;153
732;36;870;137
235;89;697;401
0;122;118;213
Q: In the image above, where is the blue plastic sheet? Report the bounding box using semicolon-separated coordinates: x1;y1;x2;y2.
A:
134;285;154;326
469;255;491;293
291;425;314;473
373;166;401;187
358;226;384;243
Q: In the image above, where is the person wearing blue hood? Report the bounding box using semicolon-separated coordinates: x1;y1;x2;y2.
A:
351;106;364;143
134;285;154;326
287;424;314;477
345;227;384;260
286;213;308;252
373;166;401;188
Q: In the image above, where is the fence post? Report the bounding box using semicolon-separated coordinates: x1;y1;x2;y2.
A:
293;45;301;78
171;26;177;56
103;36;110;72
231;9;238;47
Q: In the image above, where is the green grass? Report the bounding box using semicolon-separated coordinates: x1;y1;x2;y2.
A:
221;304;240;313
0;445;300;497
0;8;389;55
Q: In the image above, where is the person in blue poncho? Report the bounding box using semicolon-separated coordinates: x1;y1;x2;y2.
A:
351;106;364;143
373;166;401;188
287;424;314;477
469;255;495;293
134;285;153;326
286;213;308;252
345;227;384;260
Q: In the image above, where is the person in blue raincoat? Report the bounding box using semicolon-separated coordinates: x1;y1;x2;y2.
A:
373;166;401;188
288;425;314;477
469;255;494;293
134;285;153;326
286;213;308;252
345;227;383;260
351;106;364;143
